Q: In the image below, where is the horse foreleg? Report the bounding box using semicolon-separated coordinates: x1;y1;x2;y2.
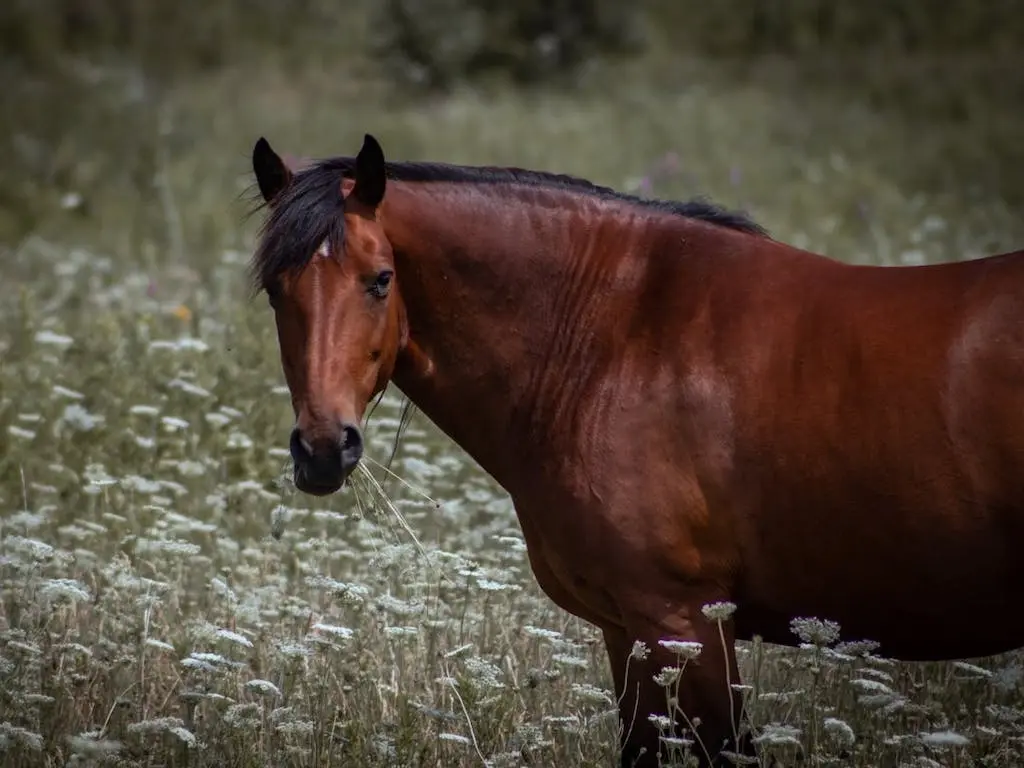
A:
612;589;755;768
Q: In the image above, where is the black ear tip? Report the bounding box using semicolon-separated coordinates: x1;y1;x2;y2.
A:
253;136;272;159
362;133;384;156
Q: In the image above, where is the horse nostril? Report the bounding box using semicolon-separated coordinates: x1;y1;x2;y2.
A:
289;427;313;463
340;423;364;470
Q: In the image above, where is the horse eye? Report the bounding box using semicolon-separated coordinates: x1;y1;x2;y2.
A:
369;270;393;299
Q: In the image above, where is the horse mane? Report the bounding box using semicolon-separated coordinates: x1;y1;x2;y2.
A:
250;155;768;293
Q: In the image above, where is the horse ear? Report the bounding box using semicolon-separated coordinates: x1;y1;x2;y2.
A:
352;133;386;209
252;136;292;203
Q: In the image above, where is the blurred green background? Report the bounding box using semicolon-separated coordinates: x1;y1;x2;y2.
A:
1;0;1022;266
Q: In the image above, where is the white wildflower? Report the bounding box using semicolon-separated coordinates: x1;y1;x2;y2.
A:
169;726;196;747
276;720;313;736
210;577;237;604
758;690;805;704
523;626;562;640
647;715;672;730
52;385;84;400
858;693;906;711
0;722;43;750
304;576;370;604
135;538;201;557
127;718;195;747
543;715;580;726
7;510;47;529
7;425;36;440
570;683;613;704
849;677;894;695
661;735;695;749
60;403;104;432
551;653;589;669
130;404;162;417
226;431;254;450
701;601;737;621
276;643;311;659
181;656;219;673
168;378;211;398
463;656;504;689
919;730;969;747
992;662;1023;692
246;679;282;697
444;643;474;659
952;661;992;678
56;643;92;658
438;733;471;746
631;640;650;660
223;703;262;728
161;416;190;432
385;626;419;638
67;732;122;756
189;652;244;669
145;639;175;652
754;723;802;747
205;412;232;428
4;536;56;560
175;460;207;477
177;337;210;352
476;578;519;592
653;666;681;687
40;578;91;603
84;464;118;488
310;623;354;640
658;639;703;659
34;330;74;349
790;617;841;646
376;594;424;616
823;717;855;746
834;639;880;657
216;629;253;648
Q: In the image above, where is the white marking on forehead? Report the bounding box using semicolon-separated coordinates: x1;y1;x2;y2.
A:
315;239;331;259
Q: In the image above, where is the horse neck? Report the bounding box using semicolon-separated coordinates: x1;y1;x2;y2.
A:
380;180;680;495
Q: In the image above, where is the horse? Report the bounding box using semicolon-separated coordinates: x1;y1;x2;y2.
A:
248;133;1024;767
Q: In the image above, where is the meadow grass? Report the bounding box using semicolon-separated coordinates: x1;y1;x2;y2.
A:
3;41;1024;768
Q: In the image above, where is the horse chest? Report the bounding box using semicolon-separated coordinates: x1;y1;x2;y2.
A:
512;497;624;626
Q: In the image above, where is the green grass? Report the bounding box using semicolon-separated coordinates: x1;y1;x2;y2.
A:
2;37;1024;767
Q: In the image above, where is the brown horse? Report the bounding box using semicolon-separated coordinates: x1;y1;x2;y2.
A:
249;133;1024;767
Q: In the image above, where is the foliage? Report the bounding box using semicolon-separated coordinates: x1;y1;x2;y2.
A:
2;239;1024;766
650;0;1024;56
369;0;647;90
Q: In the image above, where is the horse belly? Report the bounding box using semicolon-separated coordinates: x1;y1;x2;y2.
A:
733;481;1024;661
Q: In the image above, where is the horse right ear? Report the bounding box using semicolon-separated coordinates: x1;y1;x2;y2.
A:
253;136;293;203
352;133;387;209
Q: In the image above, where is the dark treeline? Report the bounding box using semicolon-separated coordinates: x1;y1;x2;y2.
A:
3;0;1022;88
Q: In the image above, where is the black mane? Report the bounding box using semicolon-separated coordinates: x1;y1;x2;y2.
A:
251;156;767;292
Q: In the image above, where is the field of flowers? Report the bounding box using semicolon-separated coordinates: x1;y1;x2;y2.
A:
3;45;1024;768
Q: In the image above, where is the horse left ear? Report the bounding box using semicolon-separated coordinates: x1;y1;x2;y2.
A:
252;136;292;204
352;133;386;209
